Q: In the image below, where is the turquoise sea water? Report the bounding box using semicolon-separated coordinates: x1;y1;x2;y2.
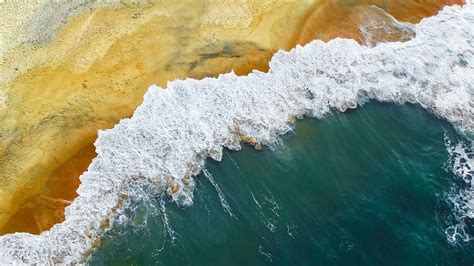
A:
89;103;473;265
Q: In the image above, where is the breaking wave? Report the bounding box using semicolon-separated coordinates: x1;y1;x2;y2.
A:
0;3;473;264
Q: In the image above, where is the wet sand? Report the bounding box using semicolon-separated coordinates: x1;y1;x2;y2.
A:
298;0;464;44
0;0;464;235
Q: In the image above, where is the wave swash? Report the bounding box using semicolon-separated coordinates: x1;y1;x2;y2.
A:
0;3;473;264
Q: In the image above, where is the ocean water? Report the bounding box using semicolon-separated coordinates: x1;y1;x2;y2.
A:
89;103;473;265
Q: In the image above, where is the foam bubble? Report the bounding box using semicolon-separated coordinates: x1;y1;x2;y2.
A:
445;137;473;243
0;3;473;263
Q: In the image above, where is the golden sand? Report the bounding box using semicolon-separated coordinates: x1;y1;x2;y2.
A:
0;0;314;234
0;0;464;235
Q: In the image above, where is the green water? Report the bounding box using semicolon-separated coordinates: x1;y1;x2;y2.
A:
89;103;473;265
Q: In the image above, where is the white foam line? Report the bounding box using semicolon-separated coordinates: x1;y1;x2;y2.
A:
0;3;473;263
203;169;234;218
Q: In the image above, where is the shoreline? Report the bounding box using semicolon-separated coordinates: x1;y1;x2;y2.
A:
0;2;472;263
0;0;463;236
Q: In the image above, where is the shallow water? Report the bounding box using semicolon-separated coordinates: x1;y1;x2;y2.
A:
89;103;473;265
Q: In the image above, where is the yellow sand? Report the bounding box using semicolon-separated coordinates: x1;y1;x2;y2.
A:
0;0;315;234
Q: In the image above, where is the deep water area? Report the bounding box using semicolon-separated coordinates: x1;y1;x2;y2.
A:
90;103;473;265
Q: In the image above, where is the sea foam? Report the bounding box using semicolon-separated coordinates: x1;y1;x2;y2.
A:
445;138;474;242
0;3;473;264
